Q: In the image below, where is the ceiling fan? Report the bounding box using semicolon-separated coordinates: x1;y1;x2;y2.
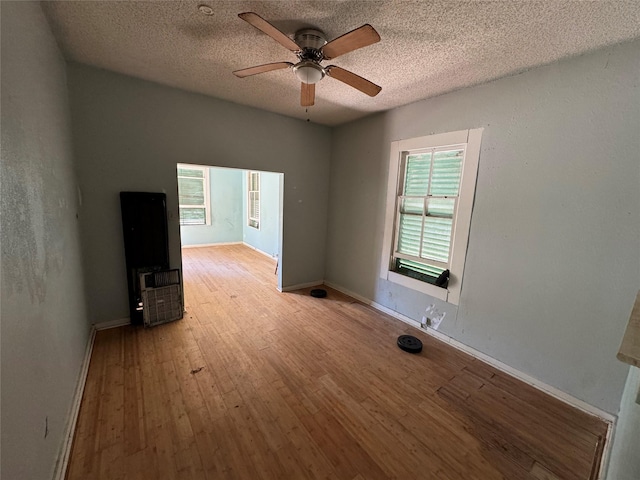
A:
233;12;381;107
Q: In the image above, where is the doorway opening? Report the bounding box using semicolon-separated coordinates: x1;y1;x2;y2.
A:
176;164;284;294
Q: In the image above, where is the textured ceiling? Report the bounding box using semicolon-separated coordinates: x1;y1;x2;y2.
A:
42;1;640;126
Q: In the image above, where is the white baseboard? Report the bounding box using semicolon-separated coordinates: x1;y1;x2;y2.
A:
181;241;242;249
324;281;615;424
278;280;324;292
242;242;277;259
181;241;277;259
53;326;96;480
93;317;130;330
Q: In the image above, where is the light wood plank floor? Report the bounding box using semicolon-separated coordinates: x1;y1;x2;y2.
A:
66;244;608;480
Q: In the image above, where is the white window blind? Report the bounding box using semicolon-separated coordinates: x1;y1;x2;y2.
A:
393;146;464;281
177;165;209;225
248;171;260;229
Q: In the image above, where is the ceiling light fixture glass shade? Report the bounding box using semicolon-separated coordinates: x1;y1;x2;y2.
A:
293;61;325;84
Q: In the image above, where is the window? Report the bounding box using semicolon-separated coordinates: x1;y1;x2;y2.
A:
380;129;482;305
394;146;463;280
177;164;210;225
247;171;260;229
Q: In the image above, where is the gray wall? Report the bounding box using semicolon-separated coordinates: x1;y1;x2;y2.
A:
325;40;640;414
0;2;91;479
67;64;331;324
180;167;243;246
242;170;283;258
607;365;640;479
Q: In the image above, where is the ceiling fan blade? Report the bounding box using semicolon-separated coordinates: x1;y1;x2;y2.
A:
321;24;380;60
238;12;300;52
326;66;381;97
233;62;293;78
301;82;315;107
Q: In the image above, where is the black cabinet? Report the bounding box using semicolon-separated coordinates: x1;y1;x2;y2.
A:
120;192;170;324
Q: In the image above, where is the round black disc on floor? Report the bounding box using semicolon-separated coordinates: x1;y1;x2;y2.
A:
310;288;327;298
397;335;423;354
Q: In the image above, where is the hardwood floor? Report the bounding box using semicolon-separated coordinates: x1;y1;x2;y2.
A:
66;244;608;479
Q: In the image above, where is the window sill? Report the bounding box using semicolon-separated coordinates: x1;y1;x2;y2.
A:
387;271;448;301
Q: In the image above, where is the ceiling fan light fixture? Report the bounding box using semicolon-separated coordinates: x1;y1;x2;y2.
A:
293;61;325;84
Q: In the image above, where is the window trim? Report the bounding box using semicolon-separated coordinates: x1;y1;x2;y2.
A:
247;171;260;230
177;164;211;226
379;128;482;305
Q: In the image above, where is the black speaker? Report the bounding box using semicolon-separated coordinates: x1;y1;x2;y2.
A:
120;192;170;324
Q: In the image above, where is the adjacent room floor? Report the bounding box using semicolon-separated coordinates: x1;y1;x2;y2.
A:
66;244;608;479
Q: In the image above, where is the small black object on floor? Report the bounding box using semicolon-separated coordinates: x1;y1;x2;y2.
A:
397;335;423;354
310;288;327;298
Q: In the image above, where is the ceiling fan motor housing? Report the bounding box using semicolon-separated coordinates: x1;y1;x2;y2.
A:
295;28;327;52
293;29;328;84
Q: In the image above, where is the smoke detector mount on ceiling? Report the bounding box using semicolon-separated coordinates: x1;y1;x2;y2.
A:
198;5;214;16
